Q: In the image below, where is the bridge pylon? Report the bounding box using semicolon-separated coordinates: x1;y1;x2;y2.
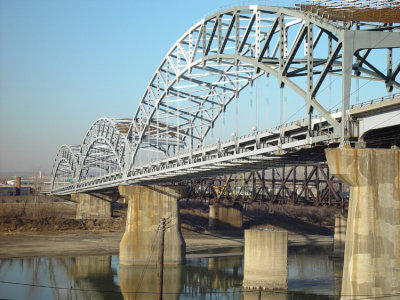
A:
326;147;400;299
118;185;186;265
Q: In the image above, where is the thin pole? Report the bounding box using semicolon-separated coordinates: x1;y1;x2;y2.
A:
157;218;166;300
256;77;259;130
266;75;269;128
280;87;284;137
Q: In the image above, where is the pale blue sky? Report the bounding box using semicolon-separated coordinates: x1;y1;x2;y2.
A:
0;0;395;174
0;0;242;173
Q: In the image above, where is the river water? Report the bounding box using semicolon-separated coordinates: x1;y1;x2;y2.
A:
0;244;343;299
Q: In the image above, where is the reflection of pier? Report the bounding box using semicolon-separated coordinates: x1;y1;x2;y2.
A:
119;265;182;300
50;256;122;300
0;247;342;299
118;256;243;300
0;256;122;300
183;257;243;298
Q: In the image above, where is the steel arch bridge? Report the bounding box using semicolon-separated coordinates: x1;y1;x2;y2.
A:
51;4;400;195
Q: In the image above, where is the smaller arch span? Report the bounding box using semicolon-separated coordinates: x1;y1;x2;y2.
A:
50;144;80;193
76;118;132;181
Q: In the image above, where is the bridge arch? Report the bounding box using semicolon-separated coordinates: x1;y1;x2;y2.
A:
77;118;131;180
50;4;400;194
127;5;400;172
50;144;80;193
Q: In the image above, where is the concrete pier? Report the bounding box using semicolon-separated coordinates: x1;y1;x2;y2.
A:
118;185;186;265
208;204;243;231
243;229;288;290
332;214;347;257
71;193;112;219
326;147;400;299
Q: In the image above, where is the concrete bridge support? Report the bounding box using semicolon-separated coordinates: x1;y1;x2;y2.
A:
71;193;113;219
118;185;186;265
333;214;347;257
243;229;288;290
326;147;400;299
208;204;243;231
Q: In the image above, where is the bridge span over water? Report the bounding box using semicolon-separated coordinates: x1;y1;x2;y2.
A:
50;4;400;195
48;3;400;298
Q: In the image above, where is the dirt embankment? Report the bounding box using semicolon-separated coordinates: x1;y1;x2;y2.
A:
0;201;337;258
0;216;126;232
180;201;337;235
0;202;125;233
0;201;338;235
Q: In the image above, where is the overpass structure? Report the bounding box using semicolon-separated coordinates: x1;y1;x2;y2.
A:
49;2;400;298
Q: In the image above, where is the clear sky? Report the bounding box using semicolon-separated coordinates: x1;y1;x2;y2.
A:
0;0;396;175
0;0;245;174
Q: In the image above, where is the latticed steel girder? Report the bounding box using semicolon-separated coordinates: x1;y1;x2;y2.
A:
50;5;400;194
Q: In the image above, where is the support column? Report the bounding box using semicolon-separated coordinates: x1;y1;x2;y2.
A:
332;214;347;258
325;147;400;299
208;204;243;231
71;193;112;219
243;229;288;290
118;185;186;265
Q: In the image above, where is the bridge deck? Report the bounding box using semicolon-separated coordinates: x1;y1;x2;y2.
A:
53;95;400;195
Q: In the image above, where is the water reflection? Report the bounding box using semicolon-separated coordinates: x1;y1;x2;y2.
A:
0;256;121;300
0;245;341;299
181;256;243;299
119;265;183;300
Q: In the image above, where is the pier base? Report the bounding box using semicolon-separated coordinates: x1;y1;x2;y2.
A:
332;214;347;257
71;193;112;219
243;229;287;290
326;147;400;299
208;204;242;231
118;185;186;265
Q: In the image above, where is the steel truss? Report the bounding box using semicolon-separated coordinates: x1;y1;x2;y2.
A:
181;163;347;208
51;5;400;194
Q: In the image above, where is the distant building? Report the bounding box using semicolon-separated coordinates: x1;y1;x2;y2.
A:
6;179;35;185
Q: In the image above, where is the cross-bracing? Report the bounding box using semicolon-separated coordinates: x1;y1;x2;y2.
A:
50;4;400;195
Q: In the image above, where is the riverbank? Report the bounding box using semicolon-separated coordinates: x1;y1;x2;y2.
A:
0;201;336;259
0;229;332;259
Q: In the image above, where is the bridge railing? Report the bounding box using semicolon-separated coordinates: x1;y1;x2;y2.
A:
139;93;399;166
283;93;400;129
51;92;399;194
349;92;400;110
